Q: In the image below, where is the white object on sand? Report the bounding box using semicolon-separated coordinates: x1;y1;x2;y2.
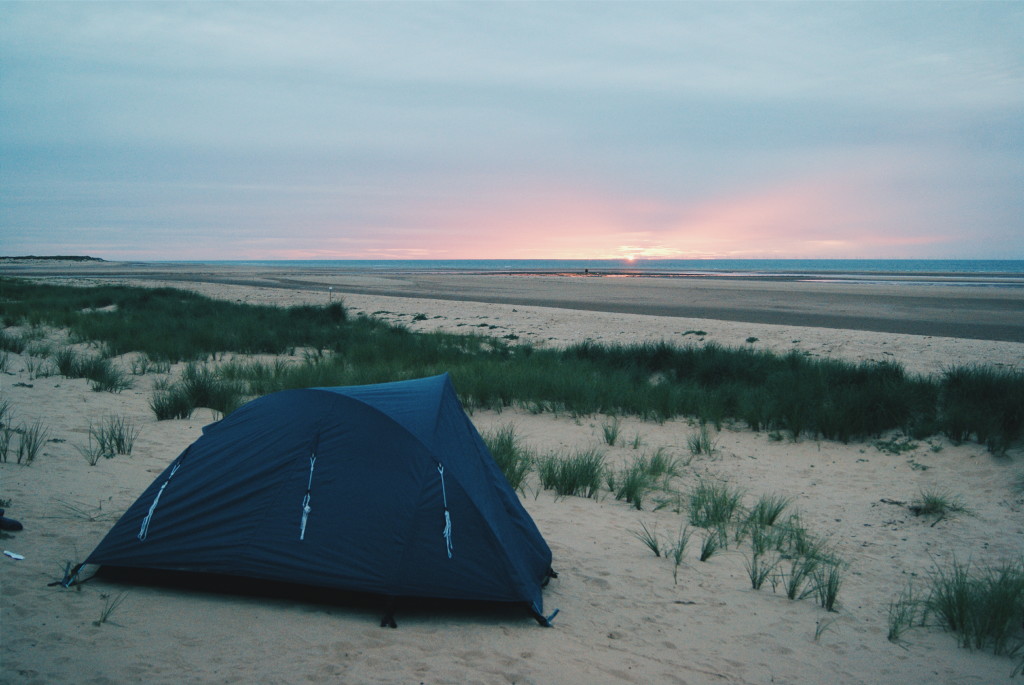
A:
3;550;25;560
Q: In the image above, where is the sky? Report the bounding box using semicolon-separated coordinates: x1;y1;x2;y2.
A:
2;1;1022;261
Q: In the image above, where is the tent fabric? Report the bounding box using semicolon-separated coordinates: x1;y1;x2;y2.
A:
84;373;554;619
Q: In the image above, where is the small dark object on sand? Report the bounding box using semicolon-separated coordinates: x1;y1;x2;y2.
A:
0;510;23;532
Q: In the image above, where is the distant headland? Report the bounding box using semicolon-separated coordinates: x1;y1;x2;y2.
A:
0;255;106;262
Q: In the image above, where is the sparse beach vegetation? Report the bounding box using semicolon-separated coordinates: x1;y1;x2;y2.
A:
0;427;11;463
0;330;27;353
481;423;534;492
23;355;53;380
77;415;140;465
811;559;844;611
745;551;779;590
888;584;920;643
52;347;132;392
88;358;133;393
605;448;683;511
670;524;692;583
686;423;717;456
77;436;106;466
610;456;656;510
93;592;128;627
130;353;171;376
149;381;194;420
14;419;50;465
601;416;621;445
631;521;662;558
780;554;819;600
890;558;1024;656
698;528;722;561
2;276;1023;680
909;486;971;521
2;278;1022;453
644;446;684;480
745;493;792;529
688;479;745;529
537;447;605;499
940;365;1024;455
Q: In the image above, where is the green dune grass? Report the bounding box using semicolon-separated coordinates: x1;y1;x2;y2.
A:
2;278;1022;453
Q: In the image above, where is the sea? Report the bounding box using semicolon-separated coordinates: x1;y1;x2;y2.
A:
192;259;1024;287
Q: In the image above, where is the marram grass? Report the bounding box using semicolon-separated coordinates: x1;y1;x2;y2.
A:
481;423;533;493
537;448;605;499
3;278;1023;452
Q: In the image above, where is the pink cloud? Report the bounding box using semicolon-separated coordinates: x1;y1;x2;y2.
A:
253;160;960;261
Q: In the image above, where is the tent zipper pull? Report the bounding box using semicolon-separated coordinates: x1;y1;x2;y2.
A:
438;463;453;558
299;454;316;540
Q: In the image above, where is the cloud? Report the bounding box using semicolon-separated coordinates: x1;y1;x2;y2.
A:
1;2;1021;259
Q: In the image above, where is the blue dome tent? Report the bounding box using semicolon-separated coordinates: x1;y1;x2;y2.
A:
73;374;557;625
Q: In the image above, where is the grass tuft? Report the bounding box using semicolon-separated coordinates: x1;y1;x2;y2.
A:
601;416;622;446
631;521;662;557
689;479;744;529
130;353;171;375
686;423;717;456
15;419;50;465
746;493;792;528
670;525;692;584
150;383;194;420
149;363;247;420
88;359;133;393
537;447;605;498
78;415;140;465
482;424;533;493
698;528;722;562
0;330;26;353
940;365;1024;455
93;592;128;626
888;585;920;643
0;427;12;463
645;446;684;479
780;555;819;600
811;560;844;611
909;486;971;521
745;552;779;590
923;558;1024;655
612;456;655;510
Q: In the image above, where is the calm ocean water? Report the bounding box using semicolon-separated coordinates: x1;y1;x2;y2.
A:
195;259;1024;281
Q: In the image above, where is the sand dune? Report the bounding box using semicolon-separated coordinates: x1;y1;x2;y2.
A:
2;265;1023;683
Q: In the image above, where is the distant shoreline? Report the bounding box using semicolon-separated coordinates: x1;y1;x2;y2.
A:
4;256;1024;281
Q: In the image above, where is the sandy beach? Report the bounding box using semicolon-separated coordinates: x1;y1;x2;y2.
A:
2;261;1024;683
5;259;1024;343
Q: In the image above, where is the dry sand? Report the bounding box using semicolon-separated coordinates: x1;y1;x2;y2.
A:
2;262;1024;684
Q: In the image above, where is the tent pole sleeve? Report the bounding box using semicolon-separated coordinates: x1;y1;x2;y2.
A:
137;462;181;541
